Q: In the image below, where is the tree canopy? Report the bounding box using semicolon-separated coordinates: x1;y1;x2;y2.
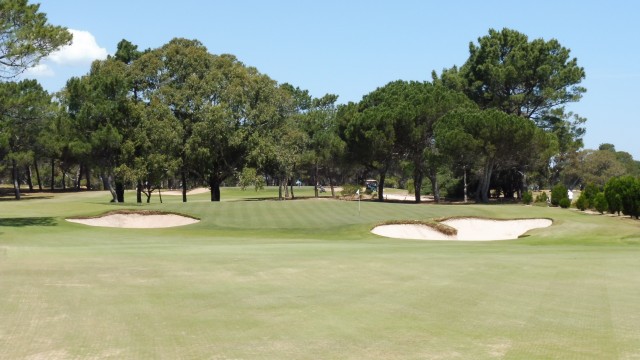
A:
436;28;586;120
0;0;72;78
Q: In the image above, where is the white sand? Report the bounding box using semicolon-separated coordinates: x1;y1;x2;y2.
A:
383;193;433;202
372;218;552;241
67;213;200;228
371;224;455;240
163;187;210;196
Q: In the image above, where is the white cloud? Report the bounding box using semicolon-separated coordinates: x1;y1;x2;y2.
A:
48;29;109;65
24;63;55;77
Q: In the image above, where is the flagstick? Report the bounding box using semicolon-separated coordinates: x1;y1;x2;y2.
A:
356;189;361;216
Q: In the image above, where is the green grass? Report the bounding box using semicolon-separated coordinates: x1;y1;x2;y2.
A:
1;187;640;359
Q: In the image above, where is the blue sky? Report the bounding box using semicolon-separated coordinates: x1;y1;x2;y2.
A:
28;0;640;159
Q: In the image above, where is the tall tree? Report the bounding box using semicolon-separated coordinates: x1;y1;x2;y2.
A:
300;93;344;197
0;79;52;199
436;109;555;202
0;0;71;78
338;89;400;201
438;28;586;119
134;38;213;202
60;57;136;202
435;28;587;192
564;148;628;188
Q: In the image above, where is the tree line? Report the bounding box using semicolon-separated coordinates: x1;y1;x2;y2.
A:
1;1;639;207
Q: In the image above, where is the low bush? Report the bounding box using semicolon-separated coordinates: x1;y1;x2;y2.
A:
594;192;608;214
535;191;548;204
340;184;361;197
551;184;568;207
575;193;588;211
522;191;533;205
559;198;571;209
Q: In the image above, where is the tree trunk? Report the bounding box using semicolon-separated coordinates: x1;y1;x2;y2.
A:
106;175;117;202
314;163;319;198
25;165;34;191
430;173;440;203
85;166;91;190
290;182;295;199
136;181;143;203
61;171;66;190
50;158;55;191
377;169;387;201
158;187;163;203
282;177;289;199
329;173;335;198
413;168;423;203
278;177;283;200
115;181;125;203
181;170;187;203
12;160;21;200
209;174;221;202
75;164;83;190
34;159;42;191
463;165;468;203
477;159;494;203
102;174;110;192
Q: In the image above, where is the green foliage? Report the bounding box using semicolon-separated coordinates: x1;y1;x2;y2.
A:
559;198;571;208
593;192;608;214
604;176;640;218
535;191;548;203
582;183;600;202
550;184;568;207
340;184;361;197
439;28;586;119
406;179;415;195
0;0;72;78
565;149;627;188
575;193;588;211
384;176;399;189
604;177;624;215
237;167;264;191
522;191;533;205
436;108;555;203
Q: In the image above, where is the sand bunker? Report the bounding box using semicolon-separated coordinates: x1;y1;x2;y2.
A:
67;211;199;228
372;218;552;241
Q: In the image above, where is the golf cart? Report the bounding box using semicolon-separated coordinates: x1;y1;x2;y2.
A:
365;179;378;193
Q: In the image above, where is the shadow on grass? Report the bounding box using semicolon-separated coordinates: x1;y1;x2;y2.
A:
0;195;54;202
0;217;58;227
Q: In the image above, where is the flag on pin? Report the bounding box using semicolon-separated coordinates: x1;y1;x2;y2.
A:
356;189;360;195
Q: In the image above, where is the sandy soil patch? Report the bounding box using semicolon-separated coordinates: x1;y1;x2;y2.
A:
383;193;433;202
163;187;210;196
372;218;552;241
67;211;199;228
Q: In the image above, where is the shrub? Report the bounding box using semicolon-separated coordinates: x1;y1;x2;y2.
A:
340;184;361;197
535;191;548;204
604;177;624;215
604;176;640;218
559;198;571;208
582;183;600;204
522;191;533;205
550;184;568;207
593;192;608;214
575;192;588;211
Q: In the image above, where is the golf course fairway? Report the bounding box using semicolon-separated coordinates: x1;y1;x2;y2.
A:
1;187;639;359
